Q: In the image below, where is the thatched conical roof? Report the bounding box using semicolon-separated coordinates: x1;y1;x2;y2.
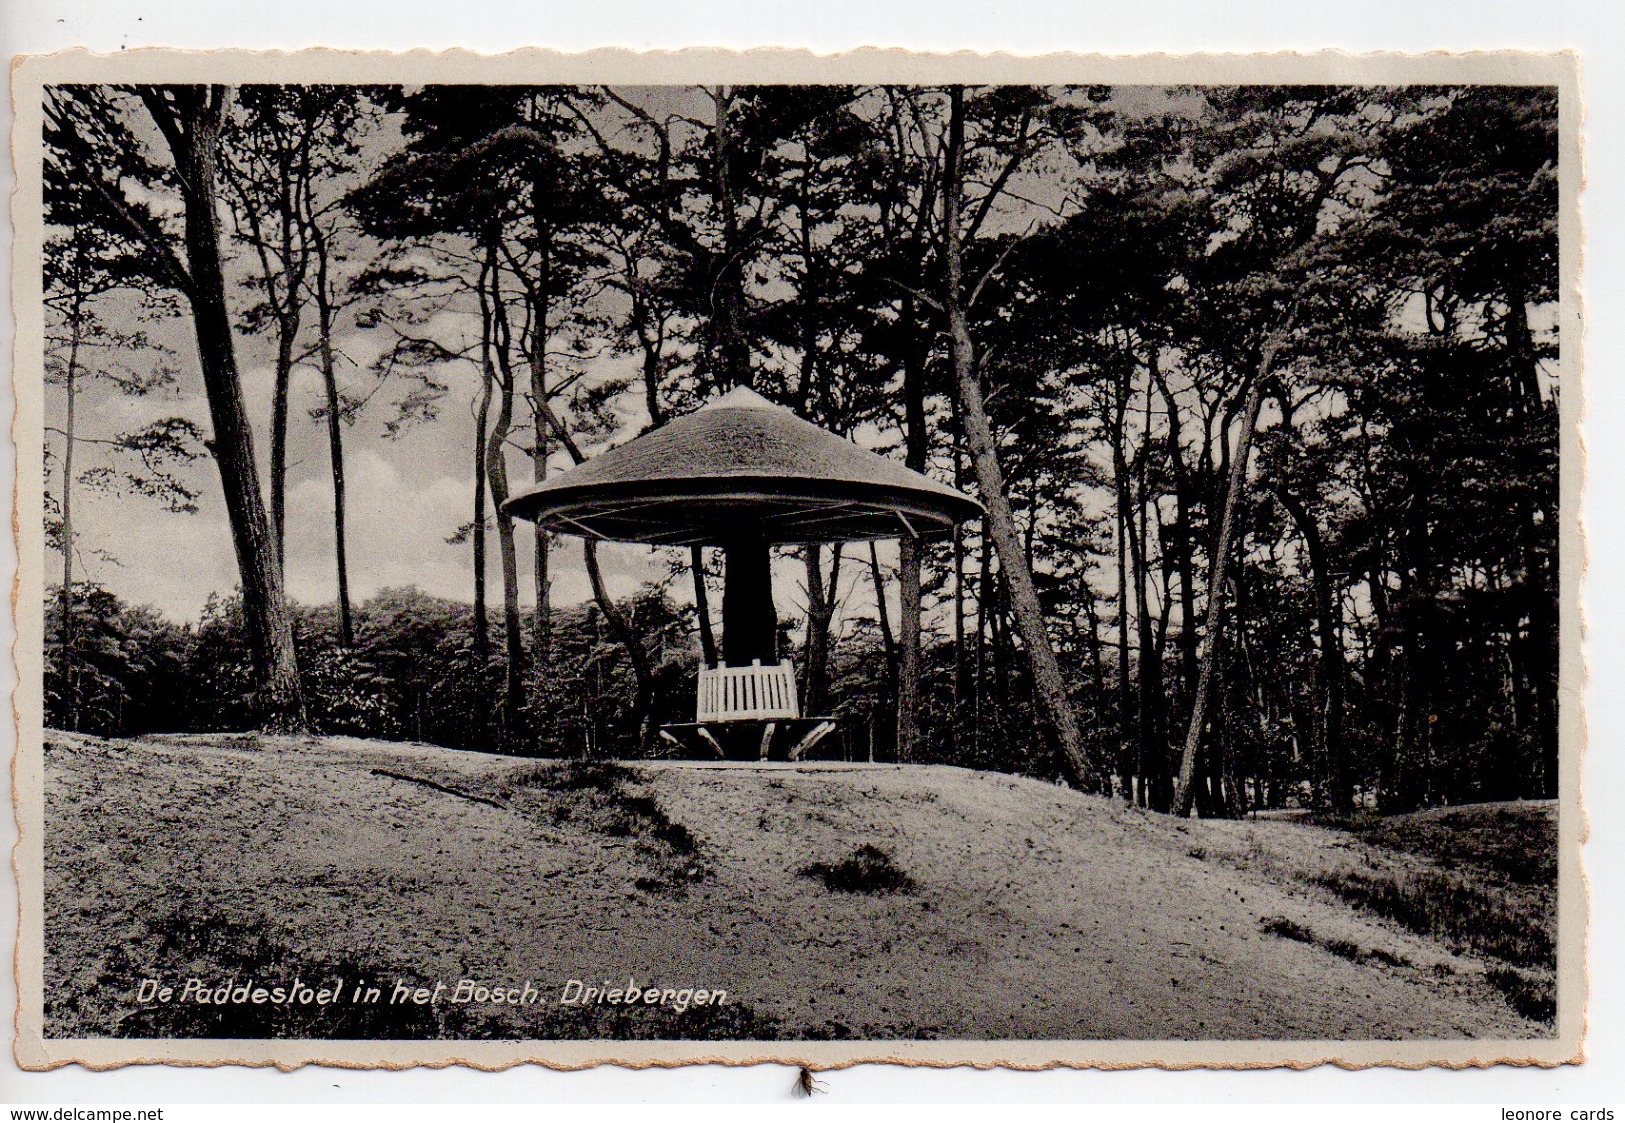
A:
502;386;982;546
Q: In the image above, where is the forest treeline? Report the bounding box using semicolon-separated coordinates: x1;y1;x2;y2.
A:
42;84;1559;816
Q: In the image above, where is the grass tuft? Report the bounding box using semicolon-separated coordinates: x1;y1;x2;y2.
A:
1485;967;1557;1025
1259;915;1316;944
799;844;915;895
500;760;707;895
520;759;639;794
1355;804;1556;886
1324;938;1364;962
1310;868;1552;968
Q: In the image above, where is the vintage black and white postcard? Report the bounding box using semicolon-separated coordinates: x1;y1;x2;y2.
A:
8;48;1585;1071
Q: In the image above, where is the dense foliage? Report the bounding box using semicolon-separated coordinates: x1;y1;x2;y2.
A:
45;584;697;757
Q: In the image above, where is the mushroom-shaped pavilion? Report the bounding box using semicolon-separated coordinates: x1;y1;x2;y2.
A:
502;385;982;753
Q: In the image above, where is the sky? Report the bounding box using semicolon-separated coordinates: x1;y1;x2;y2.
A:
52;294;680;621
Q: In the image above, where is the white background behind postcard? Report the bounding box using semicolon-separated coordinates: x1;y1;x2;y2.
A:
3;0;1621;1105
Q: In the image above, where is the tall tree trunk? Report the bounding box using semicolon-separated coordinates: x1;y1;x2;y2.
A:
897;293;928;763
485;248;526;751
634;289;667;427
472;322;494;663
897;535;923;763
795;141;821;416
142;85;307;733
952;407;968;714
1503;280;1545;414
220;96;312;573
1365;557;1394;799
1153;362;1199;692
532;469;551;671
470;333;493;760
692;546;719;667
941;87;1094;790
584;539;657;754
1132;504;1168;807
1081;579;1108;715
1391;498;1437;811
802;543;842;716
1274;482;1350;813
868;542;898;674
1504;280;1558;796
868;540;898;761
311;230;354;648
1113;429;1135;803
991;562;1009;735
1129;354;1168;809
269;323;294;569
531;383;660;752
58;297;82;732
975;518;990;753
527;222;554;671
1172;320;1294;816
710;87;751;390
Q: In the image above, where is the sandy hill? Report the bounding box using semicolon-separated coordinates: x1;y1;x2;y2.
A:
41;732;1554;1042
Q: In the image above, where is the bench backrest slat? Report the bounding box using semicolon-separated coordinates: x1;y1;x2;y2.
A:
696;660;801;722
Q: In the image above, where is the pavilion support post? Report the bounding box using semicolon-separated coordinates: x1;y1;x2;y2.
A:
723;536;777;667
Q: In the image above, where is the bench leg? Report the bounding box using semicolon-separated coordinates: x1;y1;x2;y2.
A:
758;722;777;761
788;721;837;762
696;728;726;760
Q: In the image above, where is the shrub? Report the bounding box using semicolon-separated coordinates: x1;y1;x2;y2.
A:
799;844;915;895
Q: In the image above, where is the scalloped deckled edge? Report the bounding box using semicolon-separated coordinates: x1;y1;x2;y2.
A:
8;45;1589;1075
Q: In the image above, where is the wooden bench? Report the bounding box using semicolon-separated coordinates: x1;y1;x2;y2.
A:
696;659;800;722
658;660;838;761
